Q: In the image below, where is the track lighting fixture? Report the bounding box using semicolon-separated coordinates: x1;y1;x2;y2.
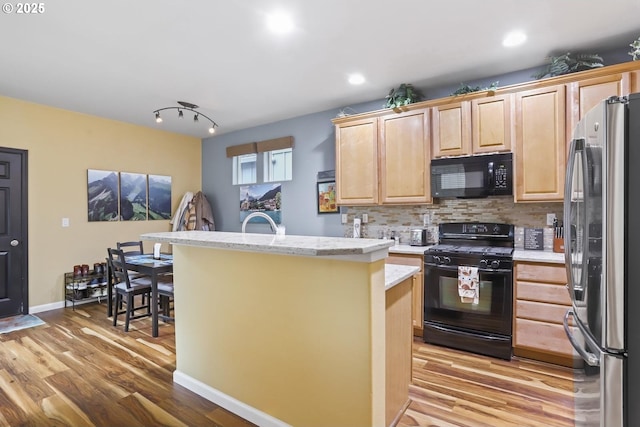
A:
153;101;218;135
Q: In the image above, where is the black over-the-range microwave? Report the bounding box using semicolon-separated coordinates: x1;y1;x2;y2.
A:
431;152;513;198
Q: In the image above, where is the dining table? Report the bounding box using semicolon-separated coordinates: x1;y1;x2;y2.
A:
106;253;173;337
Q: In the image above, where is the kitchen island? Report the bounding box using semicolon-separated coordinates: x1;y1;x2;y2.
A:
140;231;416;427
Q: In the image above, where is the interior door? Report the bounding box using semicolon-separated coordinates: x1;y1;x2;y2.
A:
0;147;28;318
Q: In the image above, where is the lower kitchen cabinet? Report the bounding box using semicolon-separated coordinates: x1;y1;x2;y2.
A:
513;261;579;367
386;253;424;336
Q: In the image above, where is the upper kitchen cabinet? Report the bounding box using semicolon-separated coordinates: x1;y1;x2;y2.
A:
566;72;631;139
334;108;431;206
335;117;379;205
432;94;512;158
379;109;431;204
431;101;471;157
514;84;566;202
471;93;513;154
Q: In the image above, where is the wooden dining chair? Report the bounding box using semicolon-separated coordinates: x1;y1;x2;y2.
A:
107;247;153;332
117;240;144;256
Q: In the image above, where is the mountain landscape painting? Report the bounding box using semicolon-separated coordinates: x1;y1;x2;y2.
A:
87;169;119;221
119;172;148;221
239;183;282;224
148;174;172;220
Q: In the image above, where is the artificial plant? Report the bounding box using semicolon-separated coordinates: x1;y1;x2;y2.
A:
533;52;604;79
451;81;499;96
384;83;423;109
630;36;640;60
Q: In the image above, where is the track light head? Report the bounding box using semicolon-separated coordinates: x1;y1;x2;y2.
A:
178;109;183;118
194;114;199;123
209;126;215;134
155;112;162;123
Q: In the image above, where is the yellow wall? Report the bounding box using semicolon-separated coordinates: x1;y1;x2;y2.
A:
0;95;202;307
172;245;386;427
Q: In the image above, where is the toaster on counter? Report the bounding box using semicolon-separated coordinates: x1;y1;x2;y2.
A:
410;228;430;246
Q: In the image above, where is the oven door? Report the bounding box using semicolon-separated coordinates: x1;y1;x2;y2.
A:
424;261;512;336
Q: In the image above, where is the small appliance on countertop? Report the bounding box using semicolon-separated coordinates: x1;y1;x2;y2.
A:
410;227;438;246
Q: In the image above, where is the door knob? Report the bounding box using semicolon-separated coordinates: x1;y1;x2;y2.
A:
10;239;19;246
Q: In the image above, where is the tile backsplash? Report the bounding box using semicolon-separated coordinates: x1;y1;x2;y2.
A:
342;196;563;244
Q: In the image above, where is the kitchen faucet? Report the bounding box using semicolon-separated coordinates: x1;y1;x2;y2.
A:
241;211;279;234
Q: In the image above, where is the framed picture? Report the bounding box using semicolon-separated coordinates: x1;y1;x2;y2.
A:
317;181;338;214
240;183;282;224
87;169;119;221
148;174;172;220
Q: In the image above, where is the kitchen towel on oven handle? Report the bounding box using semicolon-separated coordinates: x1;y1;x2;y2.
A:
458;266;479;304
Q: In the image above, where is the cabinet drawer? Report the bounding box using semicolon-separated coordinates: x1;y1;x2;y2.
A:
516;262;567;284
516;281;571;305
515;318;577;357
516;300;571;324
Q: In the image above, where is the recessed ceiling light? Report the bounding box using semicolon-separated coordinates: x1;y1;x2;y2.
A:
266;11;294;34
348;73;365;85
502;30;527;47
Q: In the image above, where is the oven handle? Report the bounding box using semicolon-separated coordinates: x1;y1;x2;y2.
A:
424;263;512;274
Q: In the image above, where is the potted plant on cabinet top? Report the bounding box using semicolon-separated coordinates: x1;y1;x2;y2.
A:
384;83;424;110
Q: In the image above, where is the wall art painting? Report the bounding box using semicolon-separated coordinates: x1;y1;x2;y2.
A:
239;183;282;225
87;169;119;222
119;172;148;221
317;181;338;214
148;174;172;220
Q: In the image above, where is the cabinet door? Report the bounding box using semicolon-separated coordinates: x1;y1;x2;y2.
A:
386;254;423;336
632;71;640;93
471;94;512;153
514;85;566;202
431;101;471;158
567;72;631;144
335;117;378;205
379;109;431;204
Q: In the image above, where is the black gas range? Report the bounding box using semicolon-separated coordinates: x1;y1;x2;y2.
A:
423;222;515;360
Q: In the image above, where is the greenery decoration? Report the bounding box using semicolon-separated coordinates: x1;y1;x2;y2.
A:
451;81;499;96
384;83;423;109
533;52;604;79
630;36;640;60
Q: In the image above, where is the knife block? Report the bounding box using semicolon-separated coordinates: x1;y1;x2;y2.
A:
553;237;564;253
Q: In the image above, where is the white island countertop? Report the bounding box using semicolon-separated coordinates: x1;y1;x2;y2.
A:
141;230;395;261
385;264;420;290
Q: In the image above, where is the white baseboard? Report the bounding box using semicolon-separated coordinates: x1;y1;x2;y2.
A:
173;370;291;427
29;300;65;314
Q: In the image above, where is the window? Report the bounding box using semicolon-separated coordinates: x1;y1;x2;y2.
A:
232;153;257;185
264;147;292;182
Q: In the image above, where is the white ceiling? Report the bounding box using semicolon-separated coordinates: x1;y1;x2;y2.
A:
1;0;639;138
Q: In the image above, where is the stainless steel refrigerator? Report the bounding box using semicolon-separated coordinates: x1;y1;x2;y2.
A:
563;93;640;427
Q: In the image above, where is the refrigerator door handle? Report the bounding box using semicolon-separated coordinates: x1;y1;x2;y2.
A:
563;309;600;367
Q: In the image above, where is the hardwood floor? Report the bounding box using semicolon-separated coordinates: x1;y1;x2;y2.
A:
399;340;575;427
0;303;575;427
0;302;255;427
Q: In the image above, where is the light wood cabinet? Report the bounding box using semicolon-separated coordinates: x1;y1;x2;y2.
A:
379;109;431;204
385;276;412;427
513;261;579;367
386;253;424;336
431;101;471;157
471;93;513;154
335;117;378;205
566;72;632;145
334;109;431;205
514;84;566;202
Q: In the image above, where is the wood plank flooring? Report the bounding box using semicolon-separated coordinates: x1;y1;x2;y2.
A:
0;302;255;427
400;340;575;427
0;302;575;427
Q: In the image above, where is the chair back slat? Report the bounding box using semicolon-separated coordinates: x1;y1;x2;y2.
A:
117;241;144;256
107;248;132;288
